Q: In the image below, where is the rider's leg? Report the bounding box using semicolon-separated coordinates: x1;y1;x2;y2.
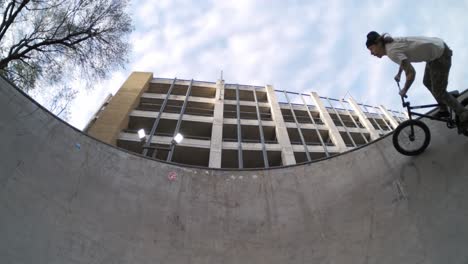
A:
423;62;449;117
429;44;468;126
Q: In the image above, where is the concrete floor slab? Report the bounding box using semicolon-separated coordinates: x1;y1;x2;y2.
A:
1;77;468;263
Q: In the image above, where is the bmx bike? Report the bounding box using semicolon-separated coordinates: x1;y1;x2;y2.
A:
392;81;468;156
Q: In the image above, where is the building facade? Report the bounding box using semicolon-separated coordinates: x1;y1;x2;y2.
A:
86;72;405;169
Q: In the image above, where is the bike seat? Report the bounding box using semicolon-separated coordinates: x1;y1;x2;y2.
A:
449;90;460;98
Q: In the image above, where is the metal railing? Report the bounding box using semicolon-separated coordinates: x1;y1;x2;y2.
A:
137;102;215;117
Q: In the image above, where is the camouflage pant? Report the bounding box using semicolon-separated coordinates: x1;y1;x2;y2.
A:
423;43;466;115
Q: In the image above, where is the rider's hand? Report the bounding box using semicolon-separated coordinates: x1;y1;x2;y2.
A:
399;89;407;97
394;74;401;83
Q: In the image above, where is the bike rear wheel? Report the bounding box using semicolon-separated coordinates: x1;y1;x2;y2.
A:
458;97;468;136
393;120;431;156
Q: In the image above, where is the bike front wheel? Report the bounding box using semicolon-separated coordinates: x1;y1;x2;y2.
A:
393;120;431;156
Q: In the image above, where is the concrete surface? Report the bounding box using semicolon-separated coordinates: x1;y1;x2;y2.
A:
1;76;468;264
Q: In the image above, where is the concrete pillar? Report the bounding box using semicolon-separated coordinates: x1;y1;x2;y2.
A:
309;92;347;152
378;105;399;129
208;79;225;168
265;85;296;166
347;97;380;140
87;72;153;145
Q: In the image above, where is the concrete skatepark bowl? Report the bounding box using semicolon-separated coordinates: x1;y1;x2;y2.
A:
1;76;468;263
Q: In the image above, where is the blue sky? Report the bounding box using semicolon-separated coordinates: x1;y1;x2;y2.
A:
50;0;468;129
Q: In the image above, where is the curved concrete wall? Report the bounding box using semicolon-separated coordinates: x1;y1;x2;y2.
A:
1;77;468;263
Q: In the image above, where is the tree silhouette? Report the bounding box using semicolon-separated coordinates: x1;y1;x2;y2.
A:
0;0;133;118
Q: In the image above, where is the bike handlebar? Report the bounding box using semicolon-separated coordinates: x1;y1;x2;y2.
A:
396;81;408;99
396;81;410;108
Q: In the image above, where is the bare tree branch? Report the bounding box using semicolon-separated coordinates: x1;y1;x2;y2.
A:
0;0;132;117
0;0;132;85
0;0;31;42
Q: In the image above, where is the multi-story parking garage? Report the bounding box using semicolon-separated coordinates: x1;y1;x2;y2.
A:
86;72;406;169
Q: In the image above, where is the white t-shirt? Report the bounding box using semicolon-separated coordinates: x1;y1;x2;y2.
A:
385;36;445;65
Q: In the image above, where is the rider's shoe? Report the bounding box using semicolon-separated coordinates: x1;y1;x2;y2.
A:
433;110;450;119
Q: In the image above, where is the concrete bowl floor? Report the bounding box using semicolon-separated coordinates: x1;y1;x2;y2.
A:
1;77;468;264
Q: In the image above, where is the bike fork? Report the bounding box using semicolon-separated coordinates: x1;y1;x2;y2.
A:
407;107;416;141
409;124;415;141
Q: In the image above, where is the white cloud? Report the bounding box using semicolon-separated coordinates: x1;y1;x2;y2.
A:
60;0;468;129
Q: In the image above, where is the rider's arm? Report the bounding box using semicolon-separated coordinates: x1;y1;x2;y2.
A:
395;66;403;82
400;59;415;96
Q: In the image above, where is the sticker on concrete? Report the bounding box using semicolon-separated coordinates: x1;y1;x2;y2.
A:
75;143;81;150
168;171;177;181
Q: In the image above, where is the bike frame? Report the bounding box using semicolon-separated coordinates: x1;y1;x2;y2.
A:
401;101;448;122
397;82;453;123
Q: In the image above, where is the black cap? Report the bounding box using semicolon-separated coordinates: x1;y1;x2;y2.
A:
366;31;380;47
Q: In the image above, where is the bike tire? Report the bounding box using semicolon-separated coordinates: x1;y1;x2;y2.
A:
393;120;431;156
460;98;468;136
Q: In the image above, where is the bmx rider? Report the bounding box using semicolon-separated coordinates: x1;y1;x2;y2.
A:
365;31;468;131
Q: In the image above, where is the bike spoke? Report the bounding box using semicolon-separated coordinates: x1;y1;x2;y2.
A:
398;125;426;152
